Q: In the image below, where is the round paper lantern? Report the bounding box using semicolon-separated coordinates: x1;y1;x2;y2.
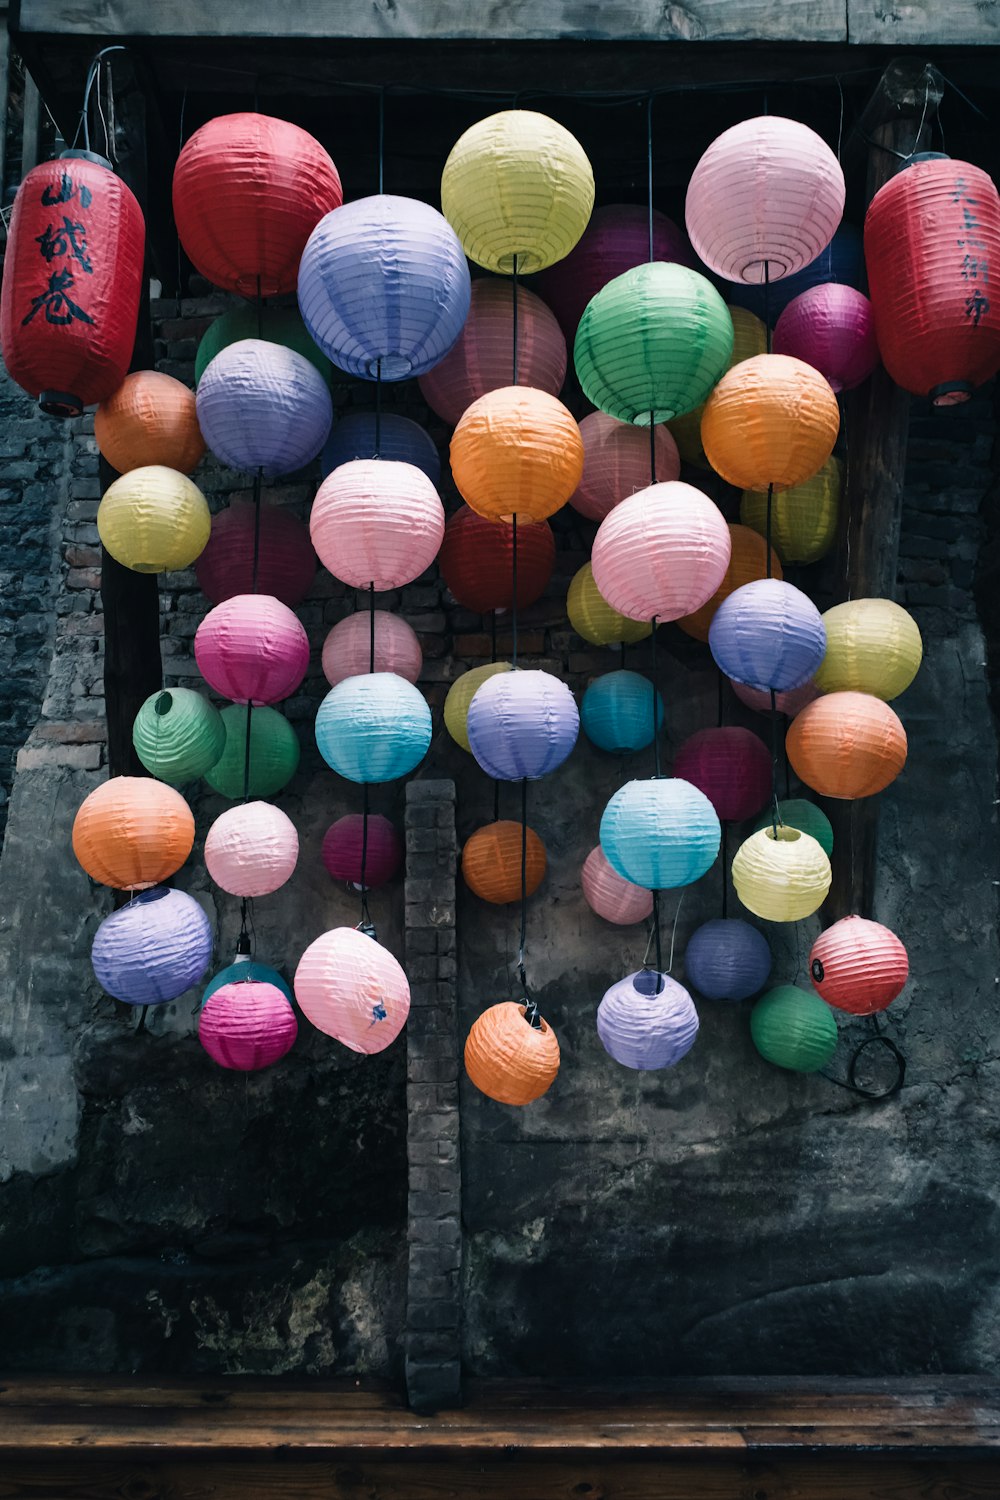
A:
205;800;298;898
462;821;547;904
321;411;440;487
438;506;555;614
567;563;652;647
600;778;721;890
751;985;838;1073
678;524;782;642
685;117;845;284
195;305;332;388
322;610;422;689
466;670;579;781
570;412;681;523
444;663;512;753
92;886;213;1005
709;579;826;693
294;926;410;1054
73;778;194;891
773;284;879;392
203;959;293;1006
865;156;1000;404
195;595;310;706
199;980;297;1071
592;482;732;624
667;306;769;468
673;727;772;823
195;501;316;608
701;354;840;492
581;846;653;926
464;1001;560;1105
322;814;404;890
575;263;734;424
298;194;471;379
315;673;431;783
204;705;300;800
597;971;699;1071
786;692;907;799
0;152;144;417
132;688;225;785
731;825;832;922
730;678;821;718
810;916;909;1015
98;466;210;573
812;599;922;701
753;798;834;859
685;918;772;1002
450;386;583;523
96;372;205;475
581;670;664;755
173;113;342;297
441;109;594;275
740;456;841;565
418;280;567;425
310;459;445;591
729;222;864;322
196;339;332;477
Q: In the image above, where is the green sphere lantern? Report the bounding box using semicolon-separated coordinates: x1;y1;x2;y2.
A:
132;688;225;785
204;704;300;800
752;798;834;859
751;985;838;1073
195;306;332;388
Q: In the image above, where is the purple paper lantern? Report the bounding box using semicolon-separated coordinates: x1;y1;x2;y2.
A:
673;727;772;823
322;814;404;890
196;338;332;477
91;886;213;1005
199;979;298;1071
596;969;700;1071
467;670;579;781
709;579;826;693
321;411;441;487
684;917;772;1002
773;284;879;393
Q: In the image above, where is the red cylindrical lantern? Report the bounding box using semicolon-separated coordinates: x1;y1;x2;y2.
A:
437;505;555;613
809;916;909;1015
0;151;145;417
673;727;773;823
195;501;317;608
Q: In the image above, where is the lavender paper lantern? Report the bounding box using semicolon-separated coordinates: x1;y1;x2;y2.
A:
685;918;772;1002
321;411;441;487
773;284;879;392
205;801;299;898
322;814;404;890
91;886;213;1005
581;846;653;926
600;778;721;890
195;501;317;608
597;970;700;1071
199;980;298;1071
466;670;579;781
195;594;310;705
196;338;332;476
581;670;663;755
321;611;422;688
591;481;732;623
672;727;772;823
316;673;432;783
709;579;826;693
310;459;445;591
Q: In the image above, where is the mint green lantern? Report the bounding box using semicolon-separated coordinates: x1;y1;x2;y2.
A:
132;688;225;785
751;985;838;1073
574;263;734;425
195;306;332;388
754;798;834;859
204;705;300;800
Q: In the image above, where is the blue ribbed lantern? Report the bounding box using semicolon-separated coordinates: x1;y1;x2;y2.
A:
600;778;721;890
91;887;213;1006
728;223;864;323
196;338;332;477
298;195;472;380
709;579;826;693
201;958;293;1009
321;411;441;487
581;670;664;755
467;669;579;781
315;672;432;783
685;917;772;1002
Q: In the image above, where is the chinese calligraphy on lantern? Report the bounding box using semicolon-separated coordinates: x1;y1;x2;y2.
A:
953;175;991;327
22;171;95;328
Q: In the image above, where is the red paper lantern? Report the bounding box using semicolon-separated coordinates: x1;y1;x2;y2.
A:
810;916;909;1015
0;152;144;417
322;814;404;890
195;501;316;608
437;505;555;613
673;727;772;823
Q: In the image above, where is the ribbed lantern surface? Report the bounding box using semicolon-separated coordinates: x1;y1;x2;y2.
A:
597;971;700;1071
751;985;838;1072
204;706;300;800
740;456;841;565
444;663;513;753
322;610;422;689
592;481;731;624
813;599;922;700
773;284;879;392
199;981;298;1071
701;353;840;491
195;501;316;608
581;846;654;926
600;778;721;890
567;563;652;647
570;412;680;523
752;798;834;858
732;826;832;921
96;371;205;475
315;674;432;783
321;411;440;486
678;524;782;642
438;507;554;613
809;916;909;1015
673;727;772;823
92;887;213;1005
195;595;310;706
462;821;547;904
450;386;583;523
709;579;826;693
205;801;299;898
310;459;445;591
322;815;404;890
295;926;410;1054
467;670;579;781
464;1002;560;1105
132;688;225;785
72;778;194;890
196;339;332;477
581;670;663;755
684;918;772;1002
786;691;907;799
98;466;210;574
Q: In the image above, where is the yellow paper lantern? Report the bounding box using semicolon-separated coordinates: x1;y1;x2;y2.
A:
567;563;653;647
701;354;840;492
441;109;595;275
740;457;842;565
732;825;832;922
812;599;922;700
444;662;513;753
668;307;768;468
98;465;211;573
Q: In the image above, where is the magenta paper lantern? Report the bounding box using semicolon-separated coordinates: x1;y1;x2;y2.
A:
730;677;822;717
581;845;653;926
673;727;773;823
294;925;410;1054
195;594;310;705
570;412;681;523
310;458;445;591
773;284;879;392
194;501;316;607
321;610;422;688
597;969;700;1071
199;979;298;1071
322;813;404;890
592;481;731;623
418;278;567;425
205;800;299;897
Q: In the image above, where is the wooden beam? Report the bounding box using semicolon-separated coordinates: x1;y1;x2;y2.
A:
20;68;41;173
850;1;1000;46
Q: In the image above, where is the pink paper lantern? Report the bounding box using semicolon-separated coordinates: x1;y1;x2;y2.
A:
570;412;681;523
730;678;821;717
205;800;299;897
195;501;317;607
322;813;404;890
199;980;298;1071
417;278;567;426
673;727;772;823
591;481;732;623
582;845;654;926
321;610;422;688
294;925;410;1054
195;594;310;705
773;284;879;392
310;459;445;591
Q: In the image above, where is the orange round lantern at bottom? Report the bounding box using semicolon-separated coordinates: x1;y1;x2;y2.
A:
786;691;907;799
72;776;195;890
462;821;547;904
465;1001;560;1105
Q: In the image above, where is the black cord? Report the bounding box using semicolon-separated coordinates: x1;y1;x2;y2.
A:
765;483;774;578
769;689;781;839
646;92;655;262
821;1016;906;1100
651;889;663;974
512;252;519;385
374;358;382;454
378;84;385;194
368;581;376;672
650;618;661;778
721;823;729;917
511;514;519;668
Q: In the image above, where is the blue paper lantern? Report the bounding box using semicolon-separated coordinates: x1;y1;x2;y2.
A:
201;958;293;1009
600;778;721;890
298;194;472;380
91;886;213;1006
728;223;864;323
321;411;441;487
196;338;333;477
581;670;664;755
709;578;826;693
315;672;432;783
685;917;772;1002
467;669;579;781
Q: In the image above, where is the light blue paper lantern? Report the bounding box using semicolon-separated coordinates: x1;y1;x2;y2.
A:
315;672;432;783
581;670;664;755
685;917;772;1002
600;777;721;890
196;338;333;477
201;958;293;1009
709;578;826;693
467;669;579;781
298;194;472;380
321;411;441;487
91;887;213;1006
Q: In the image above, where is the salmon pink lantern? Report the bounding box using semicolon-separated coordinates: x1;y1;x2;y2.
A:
678;524;782;642
92;886;213;1006
316;674;432;783
72;778;194;891
444;663;512;753
205;705;300;800
196;305;332;388
451;386;583;523
310;459;445;591
467;670;579;781
597;971;699;1071
684;918;772;1002
751;985;838;1073
321;412;440;487
196;595;309;706
294;926;410;1054
462;821;547;905
95;371;205;475
732;825;831;922
465;1001;560;1105
740;456;841;566
786;691;907;799
322;814;404;890
773;284;879;392
570;412;680;523
600;778;721;890
199;979;298;1071
322;610;422;688
205;801;299;898
730;678;821;718
709;579;826;693
581;846;653;926
809;916;909;1015
673;727;772;823
196;339;332;477
567;563;652;647
592;481;731;623
701;354;840;492
438;507;554;613
195;501;316;608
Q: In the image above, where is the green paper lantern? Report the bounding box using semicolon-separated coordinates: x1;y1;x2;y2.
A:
574;263;734;426
751;985;838;1073
204;705;300;800
753;798;834;858
132;688;225;785
195;306;332;388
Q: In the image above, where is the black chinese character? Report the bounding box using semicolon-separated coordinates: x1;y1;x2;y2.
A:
35;216;93;273
951;177;970;204
40;172;92;209
964;288;991;326
21;269;94;327
961;254;989;284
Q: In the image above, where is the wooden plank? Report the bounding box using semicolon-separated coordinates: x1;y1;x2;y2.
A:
849;0;1000;46
20;70;41;175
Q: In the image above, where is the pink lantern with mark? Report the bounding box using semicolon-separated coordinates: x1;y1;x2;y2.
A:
199;980;298;1071
773;284;879;392
294;925;410;1054
673;727;772;823
205;801;299;897
309;459;445;590
195;594;310;705
591;480;731;623
731;678;821;717
582;846;653;926
570;412;681;523
322;814;404;890
321;611;422;688
195;501;317;607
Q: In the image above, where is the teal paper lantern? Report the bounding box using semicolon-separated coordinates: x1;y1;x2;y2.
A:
581;670;664;754
600;777;721;890
574;262;734;425
753;798;834;858
751;985;838;1073
201;958;293;1009
204;705;300;800
195;305;332;387
132;688;225;785
316;672;432;783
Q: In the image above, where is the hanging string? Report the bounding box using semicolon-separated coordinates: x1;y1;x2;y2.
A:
650;617;661;779
765;484;774;578
512;253;520;385
374;358;382;456
646;92;655;262
378;85;385;194
821;1013;906;1100
721;824;729;917
769;688;781;838
519;778;540;1028
511;515;519;669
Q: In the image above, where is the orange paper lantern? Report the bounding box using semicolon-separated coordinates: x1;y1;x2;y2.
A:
462;821;547;904
450;385;584;522
786;691;907;799
95;371;206;476
72;777;195;890
701;354;840;491
678;524;782;641
465;1001;560;1105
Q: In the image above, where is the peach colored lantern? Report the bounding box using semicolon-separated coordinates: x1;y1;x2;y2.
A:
465;1001;560;1105
205;801;299;898
72;777;195;891
701;354;840;492
451;386;583;524
294;926;410;1054
195;594;310;706
581;846;654;926
809;916;909;1015
569;412;680;523
321;610;422;689
786;691;907;800
678;524;782;642
591;481;731;623
95;371;206;475
309;459;445;591
462;821;547;905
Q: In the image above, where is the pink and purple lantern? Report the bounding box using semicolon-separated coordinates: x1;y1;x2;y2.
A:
467;670;579;781
91;886;213;1006
684;917;772;1002
709;579;826;693
294;925;410;1054
310;459;445;591
570;412;681;524
592;481;732;624
673;727;772;823
199;979;298;1071
195;501;316;608
195;594;310;705
205;801;299;898
196;338;332;477
773;284;879;392
581;846;653;926
321;610;422;688
322;814;404;890
597;970;700;1071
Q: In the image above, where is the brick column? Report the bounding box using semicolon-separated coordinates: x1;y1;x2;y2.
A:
403;779;462;1411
